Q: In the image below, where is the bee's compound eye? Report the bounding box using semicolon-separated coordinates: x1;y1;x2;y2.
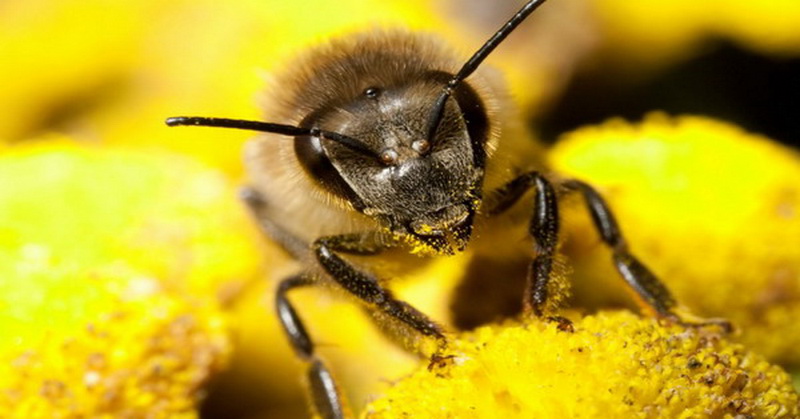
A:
294;133;365;209
412;139;430;154
380;148;399;165
364;87;381;99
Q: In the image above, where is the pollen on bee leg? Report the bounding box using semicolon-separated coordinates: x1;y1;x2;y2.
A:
524;253;572;319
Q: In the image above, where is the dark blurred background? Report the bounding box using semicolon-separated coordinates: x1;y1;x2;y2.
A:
540;42;800;148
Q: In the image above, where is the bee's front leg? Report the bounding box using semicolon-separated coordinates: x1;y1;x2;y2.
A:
240;186;309;259
312;235;446;341
241;187;351;418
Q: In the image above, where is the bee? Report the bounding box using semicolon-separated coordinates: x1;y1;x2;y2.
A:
167;0;725;417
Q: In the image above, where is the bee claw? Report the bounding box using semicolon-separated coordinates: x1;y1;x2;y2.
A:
428;353;456;372
546;315;575;333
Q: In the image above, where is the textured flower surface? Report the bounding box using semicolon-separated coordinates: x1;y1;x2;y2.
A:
363;311;799;419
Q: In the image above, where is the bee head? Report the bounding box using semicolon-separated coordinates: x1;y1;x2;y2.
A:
293;72;489;254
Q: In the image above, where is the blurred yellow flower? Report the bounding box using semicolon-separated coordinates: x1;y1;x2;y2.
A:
0;139;265;416
0;0;442;174
0;259;229;417
591;0;800;69
0;139;264;297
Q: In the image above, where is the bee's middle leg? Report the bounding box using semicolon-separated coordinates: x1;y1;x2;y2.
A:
486;171;561;317
560;179;677;317
241;187;350;418
562;180;731;330
276;275;348;419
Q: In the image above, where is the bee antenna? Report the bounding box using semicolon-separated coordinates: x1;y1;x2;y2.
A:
426;0;549;141
165;116;377;157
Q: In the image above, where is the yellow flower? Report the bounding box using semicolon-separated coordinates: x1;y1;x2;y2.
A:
0;139;266;416
0;0;442;173
4;1;799;416
363;311;799;418
0;259;229;417
551;114;800;366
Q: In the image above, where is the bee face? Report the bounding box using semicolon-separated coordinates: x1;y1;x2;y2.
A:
291;51;491;253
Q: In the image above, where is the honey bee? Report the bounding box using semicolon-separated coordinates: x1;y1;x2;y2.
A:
167;0;725;417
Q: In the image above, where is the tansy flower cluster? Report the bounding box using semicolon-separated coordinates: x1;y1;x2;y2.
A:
1;1;799;418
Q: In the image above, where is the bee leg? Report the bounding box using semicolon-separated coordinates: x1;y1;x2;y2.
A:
242;189;354;417
560;179;678;317
313;235;446;341
276;275;349;419
562;180;731;330
525;174;561;317
486;172;561;317
240;186;309;259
